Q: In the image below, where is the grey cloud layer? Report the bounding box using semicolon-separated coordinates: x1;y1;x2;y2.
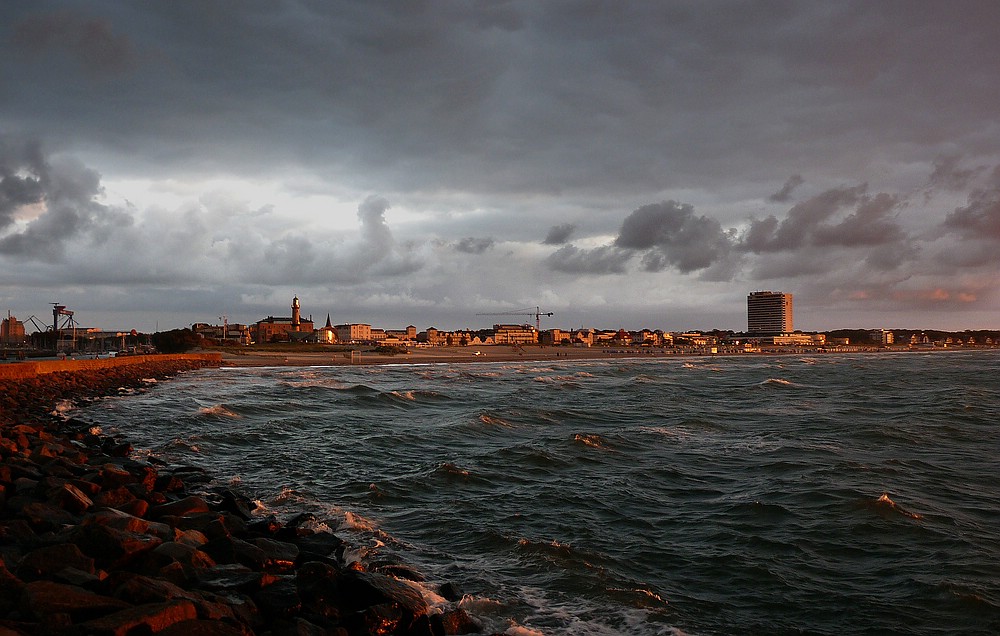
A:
4;2;1000;196
3;2;1000;329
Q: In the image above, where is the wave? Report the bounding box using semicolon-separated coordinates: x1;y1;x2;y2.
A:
197;404;241;418
50;399;75;417
533;375;582;389
871;493;923;520
434;462;472;479
388;389;451;402
574;433;613;450
758;377;811;388
477;412;514;428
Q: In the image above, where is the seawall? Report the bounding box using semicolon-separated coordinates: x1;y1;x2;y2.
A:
0;353;222;381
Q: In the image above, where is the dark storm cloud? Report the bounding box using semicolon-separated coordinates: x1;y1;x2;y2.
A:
0;137;132;259
543;223;576;245
455;237;495;254
5;1;1000;196
546;245;632;275
926;156;986;193
768;175;805;203
615;201;733;274
3;2;1000;329
0;138;46;229
942;174;1000;241
741;185;905;252
12;10;137;76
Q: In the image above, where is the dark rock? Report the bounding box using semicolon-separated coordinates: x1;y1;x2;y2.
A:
176;528;210;547
373;562;426;582
98;464;133;489
254;537;300;573
112;572;199;604
150;495;212;519
294;531;346;564
82;507;173;540
269;616;339;636
0;519;39;544
433;608;483;635
52;566;104;588
346;602;404;635
158;618;253;636
67;523;163;568
253;576;303;620
247;514;283;536
16;543;95;581
155;474;186;493
217;488;256;520
438;582;464;603
295;561;344;621
47;481;94;514
20;580;131;621
341;570;429;627
19;501;80;532
196;563;275;594
149;541;217;570
106;441;133;458
93;485;138;510
81;599;198;636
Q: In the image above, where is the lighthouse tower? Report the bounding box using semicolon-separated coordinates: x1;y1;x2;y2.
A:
291;296;301;331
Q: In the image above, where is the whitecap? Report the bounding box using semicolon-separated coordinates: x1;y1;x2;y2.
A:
198;404;241;418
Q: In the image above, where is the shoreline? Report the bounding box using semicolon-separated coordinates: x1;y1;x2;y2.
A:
216;344;995;369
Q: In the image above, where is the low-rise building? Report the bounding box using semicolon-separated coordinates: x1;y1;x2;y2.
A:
492;324;537;345
336;323;372;343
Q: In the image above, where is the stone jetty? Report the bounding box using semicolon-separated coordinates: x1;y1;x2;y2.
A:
0;357;485;635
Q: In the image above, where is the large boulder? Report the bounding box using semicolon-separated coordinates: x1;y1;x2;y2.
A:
81;600;198;636
20;580;130;622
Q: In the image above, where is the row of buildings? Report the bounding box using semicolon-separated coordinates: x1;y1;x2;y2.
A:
189;292;878;349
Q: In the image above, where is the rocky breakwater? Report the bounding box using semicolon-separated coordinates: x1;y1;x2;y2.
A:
0;360;484;635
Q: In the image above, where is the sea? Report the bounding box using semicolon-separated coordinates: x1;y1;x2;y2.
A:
78;351;1000;636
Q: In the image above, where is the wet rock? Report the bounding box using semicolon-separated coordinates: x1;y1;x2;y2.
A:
438;582;464;602
254;537;300;573
294;531;346;565
217;487;256;520
253;576;303;619
196;563;275;594
150;495;212;519
433;608;483;635
341;570;429;627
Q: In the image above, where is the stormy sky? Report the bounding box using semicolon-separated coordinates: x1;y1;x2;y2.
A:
2;1;1000;333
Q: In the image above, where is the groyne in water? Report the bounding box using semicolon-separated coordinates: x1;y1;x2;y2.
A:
0;355;478;635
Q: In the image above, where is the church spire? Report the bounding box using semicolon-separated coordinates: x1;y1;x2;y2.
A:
325;313;332;329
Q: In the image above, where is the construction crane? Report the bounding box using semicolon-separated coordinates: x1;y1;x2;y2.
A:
476;306;554;332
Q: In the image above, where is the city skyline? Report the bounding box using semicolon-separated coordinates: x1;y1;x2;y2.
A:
2;3;1000;332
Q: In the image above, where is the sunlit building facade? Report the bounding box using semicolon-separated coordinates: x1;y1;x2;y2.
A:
747;291;793;334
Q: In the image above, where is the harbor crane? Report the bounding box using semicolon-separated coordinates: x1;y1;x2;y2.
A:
476;306;554;332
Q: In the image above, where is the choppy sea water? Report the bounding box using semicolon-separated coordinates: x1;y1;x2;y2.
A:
81;351;1000;635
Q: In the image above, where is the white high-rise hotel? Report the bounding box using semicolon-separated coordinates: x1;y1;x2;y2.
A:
747;291;793;334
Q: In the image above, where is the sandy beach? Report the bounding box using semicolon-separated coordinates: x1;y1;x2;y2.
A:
217;345;684;368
